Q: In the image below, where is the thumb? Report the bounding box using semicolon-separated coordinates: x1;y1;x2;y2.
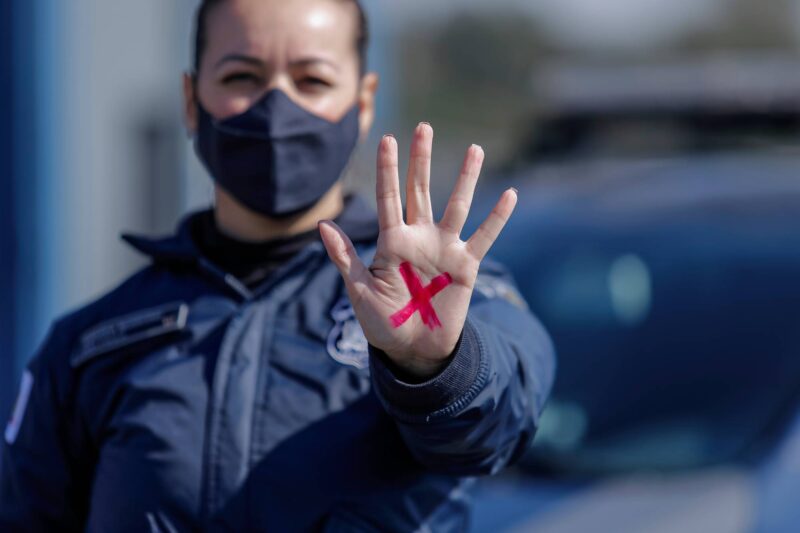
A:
318;220;369;285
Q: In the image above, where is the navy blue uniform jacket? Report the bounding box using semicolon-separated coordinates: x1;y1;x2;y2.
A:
0;196;555;532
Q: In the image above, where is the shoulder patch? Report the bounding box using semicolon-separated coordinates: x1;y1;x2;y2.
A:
71;301;189;368
5;370;33;445
474;274;529;310
326;297;369;369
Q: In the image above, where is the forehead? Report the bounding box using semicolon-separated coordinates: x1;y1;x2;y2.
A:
203;0;358;63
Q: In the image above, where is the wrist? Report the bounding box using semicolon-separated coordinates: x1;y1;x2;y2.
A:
368;321;486;419
383;353;452;382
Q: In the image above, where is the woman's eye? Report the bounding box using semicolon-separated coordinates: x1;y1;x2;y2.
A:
221;73;260;85
298;77;332;90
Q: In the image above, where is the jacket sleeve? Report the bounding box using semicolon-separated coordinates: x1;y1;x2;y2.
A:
0;321;89;531
369;259;555;476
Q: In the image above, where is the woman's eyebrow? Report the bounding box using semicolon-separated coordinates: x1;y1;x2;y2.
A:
290;57;340;72
214;53;264;69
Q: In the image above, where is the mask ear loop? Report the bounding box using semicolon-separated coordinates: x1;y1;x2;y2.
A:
341;76;369;196
188;70;219;210
186;70;203;140
189;70;206;120
191;70;226;130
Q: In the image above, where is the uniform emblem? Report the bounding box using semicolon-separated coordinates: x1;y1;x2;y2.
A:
474;274;529;310
4;370;33;445
326;298;369;369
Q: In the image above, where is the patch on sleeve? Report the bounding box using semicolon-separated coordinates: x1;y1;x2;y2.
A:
5;370;34;445
326;297;369;369
474;274;529;310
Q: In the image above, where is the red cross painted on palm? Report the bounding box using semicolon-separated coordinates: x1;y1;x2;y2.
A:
390;262;453;330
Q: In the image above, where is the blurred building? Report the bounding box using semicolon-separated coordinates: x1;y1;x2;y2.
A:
2;0;194;416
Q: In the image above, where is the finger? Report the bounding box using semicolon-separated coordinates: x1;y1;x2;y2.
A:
319;220;370;291
466;188;518;260
376;135;404;230
439;144;484;235
405;123;434;224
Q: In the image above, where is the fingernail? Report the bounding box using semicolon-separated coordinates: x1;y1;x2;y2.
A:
510;187;518;194
419;121;430;126
383;133;394;139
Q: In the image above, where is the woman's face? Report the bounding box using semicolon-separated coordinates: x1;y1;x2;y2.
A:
184;0;377;134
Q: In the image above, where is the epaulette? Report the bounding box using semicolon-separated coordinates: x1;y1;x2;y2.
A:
70;301;189;368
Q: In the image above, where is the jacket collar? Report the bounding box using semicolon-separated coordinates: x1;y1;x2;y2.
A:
122;194;380;264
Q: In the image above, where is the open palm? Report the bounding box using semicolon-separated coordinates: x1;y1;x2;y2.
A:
319;123;517;379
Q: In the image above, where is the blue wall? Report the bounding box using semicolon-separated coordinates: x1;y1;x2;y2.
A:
2;0;59;417
1;0;16;416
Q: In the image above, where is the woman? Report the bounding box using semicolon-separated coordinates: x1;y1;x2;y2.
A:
1;0;555;531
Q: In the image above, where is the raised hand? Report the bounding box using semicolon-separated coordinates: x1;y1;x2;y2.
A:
319;123;517;380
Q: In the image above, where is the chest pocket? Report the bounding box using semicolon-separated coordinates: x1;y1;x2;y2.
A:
71;301;190;368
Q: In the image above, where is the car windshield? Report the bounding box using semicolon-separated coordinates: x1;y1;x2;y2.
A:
520;110;800;161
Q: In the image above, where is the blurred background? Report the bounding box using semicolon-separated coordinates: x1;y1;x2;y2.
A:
3;0;800;531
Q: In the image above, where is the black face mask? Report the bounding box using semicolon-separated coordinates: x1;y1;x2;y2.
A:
194;89;360;217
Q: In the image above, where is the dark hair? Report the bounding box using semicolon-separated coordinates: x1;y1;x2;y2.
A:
193;0;369;74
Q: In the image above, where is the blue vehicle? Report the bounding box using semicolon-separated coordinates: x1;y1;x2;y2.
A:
468;61;800;532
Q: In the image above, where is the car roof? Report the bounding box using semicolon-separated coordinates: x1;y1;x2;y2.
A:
534;56;800;116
